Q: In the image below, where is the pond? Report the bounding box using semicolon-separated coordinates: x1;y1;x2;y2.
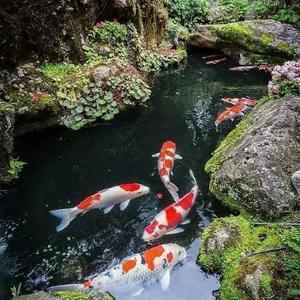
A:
0;50;269;300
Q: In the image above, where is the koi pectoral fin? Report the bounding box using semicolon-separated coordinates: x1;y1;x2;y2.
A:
119;200;131;211
130;287;145;297
174;154;183;160
165;227;184;235
160;268;171;290
181;219;191;225
103;205;115;214
152;153;160;158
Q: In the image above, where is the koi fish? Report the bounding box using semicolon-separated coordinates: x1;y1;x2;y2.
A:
50;183;150;232
202;54;220;60
143;170;198;242
206;58;226;65
221;97;256;107
48;243;187;296
214;104;248;129
229;66;258;71
258;64;276;73
152;141;182;201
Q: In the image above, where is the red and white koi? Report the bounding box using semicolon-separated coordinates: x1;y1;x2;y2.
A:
152;141;182;201
214;104;248;129
50;183;150;232
206;58;227;65
48;243;187;296
143;170;198;242
221;97;257;107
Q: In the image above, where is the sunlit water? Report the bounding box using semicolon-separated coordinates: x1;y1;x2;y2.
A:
0;50;269;300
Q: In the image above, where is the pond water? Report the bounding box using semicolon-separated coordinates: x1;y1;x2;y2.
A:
0;50;269;300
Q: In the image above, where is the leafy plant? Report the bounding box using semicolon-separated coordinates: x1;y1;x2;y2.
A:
164;0;208;31
219;0;249;22
11;283;22;297
283;228;300;254
8;158;26;180
273;5;300;26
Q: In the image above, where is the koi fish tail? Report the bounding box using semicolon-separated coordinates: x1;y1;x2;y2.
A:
48;284;86;292
214;121;220;131
167;181;179;202
49;208;78;232
189;169;198;187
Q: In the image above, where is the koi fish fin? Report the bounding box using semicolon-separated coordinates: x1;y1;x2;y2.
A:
174;154;182;160
167;181;179;202
160;268;171;290
48;284;85;292
189;169;198;186
152;153;160;158
49;208;78;232
165;227;184;235
120;200;130;211
181;218;191;225
171;170;174;176
131;287;144;297
103;205;115;214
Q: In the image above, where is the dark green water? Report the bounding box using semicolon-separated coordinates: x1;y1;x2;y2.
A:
0;50;269;299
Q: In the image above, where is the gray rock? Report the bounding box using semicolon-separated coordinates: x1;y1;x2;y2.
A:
206;96;300;219
190;20;300;60
292;170;300;195
93;65;118;87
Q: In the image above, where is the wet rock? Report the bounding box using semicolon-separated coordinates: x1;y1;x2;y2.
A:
12;291;59;300
205;96;300;219
93;65;118;86
0;102;15;185
189;20;300;60
291;170;300;195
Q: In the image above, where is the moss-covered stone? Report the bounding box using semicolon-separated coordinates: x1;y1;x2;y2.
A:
199;216;300;300
54;291;113;300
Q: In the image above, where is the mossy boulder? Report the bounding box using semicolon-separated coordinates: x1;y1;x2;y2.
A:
12;291;113;300
199;216;300;300
189;20;300;61
205;96;300;219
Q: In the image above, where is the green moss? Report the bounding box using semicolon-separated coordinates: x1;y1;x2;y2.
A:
199;216;300;300
278;42;295;57
205;115;252;174
213;23;254;45
54;291;113;300
259;33;274;46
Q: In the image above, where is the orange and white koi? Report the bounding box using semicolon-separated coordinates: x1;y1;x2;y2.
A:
214;104;248;129
48;243;187;296
50;183;150;232
143;170;198;242
152;141;182;201
221;97;256;107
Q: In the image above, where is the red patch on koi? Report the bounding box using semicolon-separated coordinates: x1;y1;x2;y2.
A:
83;280;92;288
177;192;194;210
161;141;176;151
164;159;173;169
145;220;158;234
120;183;140;192
159;168;168;177
122;259;136;273
164;150;175;157
167;252;173;263
77;193;101;210
165;206;182;228
143;245;165;270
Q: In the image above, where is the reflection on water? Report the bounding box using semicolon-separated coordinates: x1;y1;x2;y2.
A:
0;50;269;299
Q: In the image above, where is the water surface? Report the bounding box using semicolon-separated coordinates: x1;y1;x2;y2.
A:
0;50;269;299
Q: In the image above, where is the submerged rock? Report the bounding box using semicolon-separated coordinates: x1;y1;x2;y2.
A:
190;20;300;61
205;96;300;219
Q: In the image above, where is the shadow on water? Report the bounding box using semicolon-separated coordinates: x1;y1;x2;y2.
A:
0;49;270;299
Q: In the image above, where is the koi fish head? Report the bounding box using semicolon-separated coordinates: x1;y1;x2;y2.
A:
222;98;238;105
164;243;187;265
161;141;176;152
142;219;167;242
119;183;150;197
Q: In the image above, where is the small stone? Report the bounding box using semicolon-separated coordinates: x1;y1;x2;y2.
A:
291;170;300;195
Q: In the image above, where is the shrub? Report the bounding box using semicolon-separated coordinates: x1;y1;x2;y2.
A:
164;0;208;31
273;5;300;26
